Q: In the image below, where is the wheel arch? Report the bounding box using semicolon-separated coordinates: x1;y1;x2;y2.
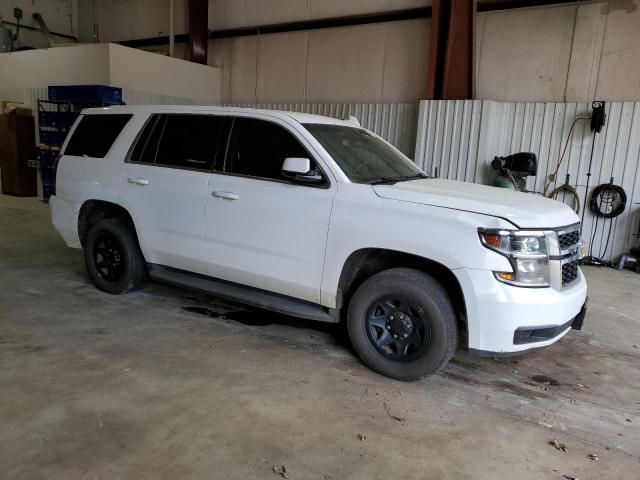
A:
78;200;139;247
336;248;468;336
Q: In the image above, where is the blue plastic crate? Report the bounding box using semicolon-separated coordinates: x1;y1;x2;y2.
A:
37;148;58;164
39;129;68;147
38;110;78;129
37;148;60;201
48;85;122;105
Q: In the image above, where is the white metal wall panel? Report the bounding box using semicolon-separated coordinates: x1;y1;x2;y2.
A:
415;99;640;262
122;89;199;106
1;90;418;155
224;102;419;157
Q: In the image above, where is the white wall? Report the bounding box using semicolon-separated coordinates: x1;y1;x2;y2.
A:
0;44;110;88
476;1;640;102
74;0;640;104
0;43;222;103
208;19;429;104
0;0;78;48
79;0;430;41
109;44;221;102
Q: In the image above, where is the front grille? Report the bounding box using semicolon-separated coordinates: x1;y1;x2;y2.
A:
562;260;579;286
559;229;580;251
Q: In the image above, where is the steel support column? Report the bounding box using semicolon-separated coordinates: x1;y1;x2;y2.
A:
426;0;476;100
187;0;208;64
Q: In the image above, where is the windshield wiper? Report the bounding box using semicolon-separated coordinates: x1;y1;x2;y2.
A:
367;173;429;185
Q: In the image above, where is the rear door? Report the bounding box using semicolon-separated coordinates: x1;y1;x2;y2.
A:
118;113;228;275
203;116;336;303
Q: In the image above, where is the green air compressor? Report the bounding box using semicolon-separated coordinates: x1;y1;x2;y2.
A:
490;152;537;192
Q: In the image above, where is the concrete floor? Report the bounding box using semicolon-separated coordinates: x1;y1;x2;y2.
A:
1;194;639;480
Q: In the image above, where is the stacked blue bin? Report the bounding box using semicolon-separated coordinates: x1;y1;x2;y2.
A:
37;85;123;201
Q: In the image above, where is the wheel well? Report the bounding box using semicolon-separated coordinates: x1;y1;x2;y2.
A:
78;200;137;246
336;248;468;334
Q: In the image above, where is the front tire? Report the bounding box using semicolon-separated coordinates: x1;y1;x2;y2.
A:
84;218;146;294
347;268;458;381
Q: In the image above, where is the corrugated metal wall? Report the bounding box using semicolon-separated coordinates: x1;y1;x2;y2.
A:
0;90;419;157
223;102;419;157
0;88;199;112
415;100;640;261
0;88;49;112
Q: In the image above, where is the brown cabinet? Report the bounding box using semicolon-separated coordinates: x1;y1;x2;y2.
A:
0;108;37;197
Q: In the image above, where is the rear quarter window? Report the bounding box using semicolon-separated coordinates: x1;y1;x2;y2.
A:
64;114;132;158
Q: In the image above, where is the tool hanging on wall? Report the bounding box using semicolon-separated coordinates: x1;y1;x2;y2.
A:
582;181;626;267
548;173;580;214
590;183;627;218
580;101;607;230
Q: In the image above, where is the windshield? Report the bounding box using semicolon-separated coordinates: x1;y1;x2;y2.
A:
303;124;426;184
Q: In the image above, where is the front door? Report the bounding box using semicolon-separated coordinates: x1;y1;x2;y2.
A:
204;117;336;304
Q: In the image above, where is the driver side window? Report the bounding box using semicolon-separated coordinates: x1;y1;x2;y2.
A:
226;118;324;184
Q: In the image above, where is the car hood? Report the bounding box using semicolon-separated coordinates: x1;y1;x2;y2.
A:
372;178;579;228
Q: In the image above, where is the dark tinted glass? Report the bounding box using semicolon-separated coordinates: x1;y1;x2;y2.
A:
155;114;225;170
65;114;132;158
130;115;164;164
227;118;309;181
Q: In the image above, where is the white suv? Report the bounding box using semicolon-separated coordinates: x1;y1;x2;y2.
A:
50;106;587;380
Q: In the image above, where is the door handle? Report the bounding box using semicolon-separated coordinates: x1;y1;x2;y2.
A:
212;190;239;201
127;177;149;185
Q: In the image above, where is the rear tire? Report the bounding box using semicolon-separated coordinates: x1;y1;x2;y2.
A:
347;268;458;381
84;218;146;294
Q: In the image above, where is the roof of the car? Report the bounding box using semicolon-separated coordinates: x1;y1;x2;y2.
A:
81;105;359;127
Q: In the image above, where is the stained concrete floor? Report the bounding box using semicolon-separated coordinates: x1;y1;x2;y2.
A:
1;194;639;480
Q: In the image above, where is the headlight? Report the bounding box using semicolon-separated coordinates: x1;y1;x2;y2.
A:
479;229;550;287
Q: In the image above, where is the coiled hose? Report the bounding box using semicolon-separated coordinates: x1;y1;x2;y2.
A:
548;184;581;214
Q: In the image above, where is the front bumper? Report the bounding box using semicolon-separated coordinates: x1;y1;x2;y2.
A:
454;267;588;355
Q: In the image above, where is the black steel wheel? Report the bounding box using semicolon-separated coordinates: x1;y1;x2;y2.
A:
365;295;432;363
84;218;146;294
347;268;458;381
92;232;126;282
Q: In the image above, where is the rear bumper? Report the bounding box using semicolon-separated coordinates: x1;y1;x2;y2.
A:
454;268;588;355
49;195;81;248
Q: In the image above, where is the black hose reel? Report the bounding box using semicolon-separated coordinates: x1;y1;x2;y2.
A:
581;183;627;267
590;183;626;218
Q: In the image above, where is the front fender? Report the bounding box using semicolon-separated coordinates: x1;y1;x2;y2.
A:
320;185;514;308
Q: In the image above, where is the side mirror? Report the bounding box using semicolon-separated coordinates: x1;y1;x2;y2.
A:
282;157;323;184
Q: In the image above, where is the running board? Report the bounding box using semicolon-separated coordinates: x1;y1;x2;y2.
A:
148;264;337;323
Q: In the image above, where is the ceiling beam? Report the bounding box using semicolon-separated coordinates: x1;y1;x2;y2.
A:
120;1;579;49
187;0;208;64
427;0;476;100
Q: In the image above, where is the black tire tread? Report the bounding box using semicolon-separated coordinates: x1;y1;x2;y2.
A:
84;217;146;294
347;267;458;381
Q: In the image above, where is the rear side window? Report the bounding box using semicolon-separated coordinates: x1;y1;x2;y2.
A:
65;114;132;158
129;114;226;170
130;115;164;165
227;118;310;181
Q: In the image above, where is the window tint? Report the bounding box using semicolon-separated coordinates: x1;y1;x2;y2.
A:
227;118;311;181
130;115;164;164
65;114;132;158
154;114;225;170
